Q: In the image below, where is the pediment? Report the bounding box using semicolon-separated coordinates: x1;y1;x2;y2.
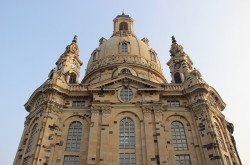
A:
87;75;163;91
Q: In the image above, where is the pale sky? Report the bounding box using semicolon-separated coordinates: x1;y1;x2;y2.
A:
0;0;250;164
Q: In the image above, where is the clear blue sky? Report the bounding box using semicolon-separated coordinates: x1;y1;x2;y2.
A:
1;0;250;164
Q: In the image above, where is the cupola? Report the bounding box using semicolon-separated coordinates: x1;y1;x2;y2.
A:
113;12;134;35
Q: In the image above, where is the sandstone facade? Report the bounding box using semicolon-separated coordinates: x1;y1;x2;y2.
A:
14;13;241;165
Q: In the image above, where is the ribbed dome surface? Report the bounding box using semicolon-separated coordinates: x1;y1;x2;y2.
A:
86;35;162;72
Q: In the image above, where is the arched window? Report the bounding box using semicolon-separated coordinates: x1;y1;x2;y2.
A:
121;43;128;53
66;121;83;152
92;52;97;61
214;123;226;150
25;123;38;153
174;72;182;83
119;22;128;31
120;117;135;148
69;73;77;84
171;121;188;151
151;54;156;62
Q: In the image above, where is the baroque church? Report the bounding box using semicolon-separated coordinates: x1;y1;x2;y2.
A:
14;13;241;165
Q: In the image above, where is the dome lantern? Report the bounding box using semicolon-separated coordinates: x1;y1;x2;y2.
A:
113;12;134;35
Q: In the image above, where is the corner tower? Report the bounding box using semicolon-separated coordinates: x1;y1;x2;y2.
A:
167;36;194;83
49;35;83;84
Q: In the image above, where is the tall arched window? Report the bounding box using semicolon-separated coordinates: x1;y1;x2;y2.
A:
25;123;38;154
174;72;182;83
69;73;77;84
171;121;188;151
214;123;226;150
121;43;128;53
120;117;135;148
119;22;128;30
119;117;136;165
66;121;83;152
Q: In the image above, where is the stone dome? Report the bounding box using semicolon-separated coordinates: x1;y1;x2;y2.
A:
83;14;166;84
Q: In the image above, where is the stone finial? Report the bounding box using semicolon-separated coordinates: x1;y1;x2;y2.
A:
171;36;177;44
122;9;125;15
141;37;149;45
169;36;184;57
72;35;78;43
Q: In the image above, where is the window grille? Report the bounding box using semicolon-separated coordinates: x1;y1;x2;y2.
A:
168;101;180;107
25;124;38;153
175;155;191;165
120;88;133;102
120;117;135;148
72;101;85;108
171;121;188;151
121;43;128;53
63;155;79;165
119;153;136;165
65;121;83;152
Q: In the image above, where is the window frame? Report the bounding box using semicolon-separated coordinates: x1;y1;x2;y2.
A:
25;123;38;154
72;101;85;108
171;121;188;151
63;155;79;165
175;154;191;165
121;43;128;53
119;87;134;103
119;153;136;165
214;123;226;151
65;121;83;152
119;117;135;148
167;100;180;107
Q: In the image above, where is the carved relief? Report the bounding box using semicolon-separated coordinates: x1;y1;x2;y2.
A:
86;55;162;75
101;106;112;118
90;106;101;119
34;94;48;109
152;105;163;117
142;106;152;118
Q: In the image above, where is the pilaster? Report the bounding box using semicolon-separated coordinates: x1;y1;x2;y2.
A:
152;106;168;165
142;106;156;165
87;106;101;165
191;102;224;165
99;105;112;165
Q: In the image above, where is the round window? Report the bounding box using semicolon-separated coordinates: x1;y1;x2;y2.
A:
120;87;133;102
